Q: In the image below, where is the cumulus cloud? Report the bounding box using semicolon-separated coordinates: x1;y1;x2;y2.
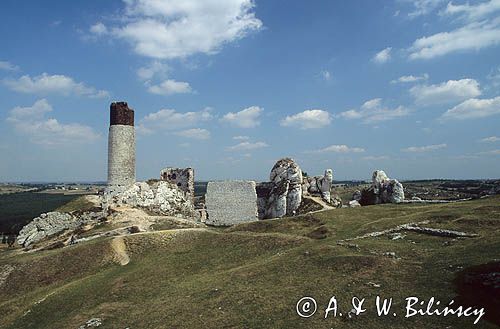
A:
3;73;109;98
402;143;447;152
410;78;481;105
280;109;331;129
407;0;447;17
0;60;18;71
147;79;192;95
136;61;169;81
372;47;392;63
442;0;500;21
233;135;249;140
480;136;500;143
89;22;108;35
338;98;410;123
226;141;268;151
221;106;262;128
408;20;500;60
307;144;365;154
391;73;429;84
174;128;210;140
6;99;100;146
108;0;262;60
138;107;212;133
440;96;500;120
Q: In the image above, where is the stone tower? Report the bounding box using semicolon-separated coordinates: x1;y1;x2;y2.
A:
107;102;135;186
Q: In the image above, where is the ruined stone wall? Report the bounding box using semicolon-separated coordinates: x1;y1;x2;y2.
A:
160;167;194;201
205;181;258;226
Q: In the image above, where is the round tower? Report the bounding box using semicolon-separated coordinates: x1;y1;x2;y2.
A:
107;102;135;186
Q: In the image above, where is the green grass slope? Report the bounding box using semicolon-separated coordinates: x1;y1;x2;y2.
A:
0;196;499;328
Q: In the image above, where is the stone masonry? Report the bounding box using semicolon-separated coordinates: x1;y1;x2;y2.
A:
205;181;258;226
160;167;194;202
108;102;135;187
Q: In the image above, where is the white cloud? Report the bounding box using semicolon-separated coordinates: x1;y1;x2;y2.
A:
221;106;262;128
233;135;249;140
280;109;331;129
226;141;268;151
410;78;481;105
3;73;109;98
440;96;500;120
480;136;500;143
408;0;446;17
391;73;429;83
6;99;100;146
90;22;108;35
138;107;212;133
174;128;210;140
137;61;169;80
110;0;262;59
147;79;192;95
0;60;18;71
362;155;389;161
402;143;447;152
408;20;500;60
307;144;365;154
442;0;500;21
339;98;410;123
478;149;500;155
372;47;392;63
320;70;331;81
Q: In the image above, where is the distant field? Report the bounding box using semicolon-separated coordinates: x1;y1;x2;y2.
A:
0;192;81;234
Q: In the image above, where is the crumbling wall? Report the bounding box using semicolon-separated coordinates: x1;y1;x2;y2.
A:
160;167;194;201
205;181;258;226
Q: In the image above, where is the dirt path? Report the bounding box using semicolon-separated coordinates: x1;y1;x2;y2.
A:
110;237;130;266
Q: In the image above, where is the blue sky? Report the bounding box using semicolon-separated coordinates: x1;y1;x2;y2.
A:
1;0;499;182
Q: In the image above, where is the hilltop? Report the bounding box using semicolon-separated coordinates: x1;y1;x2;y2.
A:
0;195;499;328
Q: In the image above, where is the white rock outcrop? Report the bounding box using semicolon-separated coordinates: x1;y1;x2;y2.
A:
265;158;303;218
17;211;103;247
357;170;405;205
302;169;334;203
104;181;194;217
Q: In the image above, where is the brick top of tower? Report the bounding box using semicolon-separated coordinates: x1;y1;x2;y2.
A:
110;102;134;126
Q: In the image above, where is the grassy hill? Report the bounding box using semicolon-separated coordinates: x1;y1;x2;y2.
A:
0;196;499;328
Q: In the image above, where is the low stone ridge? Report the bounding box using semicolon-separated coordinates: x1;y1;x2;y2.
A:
17;211;104;247
357;170;405;205
265;158;303;218
205;181;258;226
104;181;194;217
160;167;195;202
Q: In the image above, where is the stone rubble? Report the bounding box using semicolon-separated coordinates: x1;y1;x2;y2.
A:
17;211;104;248
104;181;194;218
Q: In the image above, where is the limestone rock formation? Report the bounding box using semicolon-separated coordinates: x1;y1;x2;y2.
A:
265;158;303;218
104;181;194;217
17;211;104;247
349;200;361;207
302;169;335;203
358;170;405;205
